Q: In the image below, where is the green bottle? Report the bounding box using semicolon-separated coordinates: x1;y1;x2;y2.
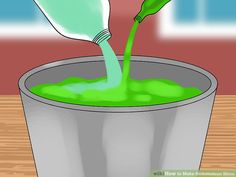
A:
134;0;171;23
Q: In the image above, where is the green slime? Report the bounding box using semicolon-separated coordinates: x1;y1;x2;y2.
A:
30;22;202;107
31;77;201;106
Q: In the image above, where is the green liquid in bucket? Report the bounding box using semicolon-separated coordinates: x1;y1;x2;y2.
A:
30;21;202;106
31;76;202;106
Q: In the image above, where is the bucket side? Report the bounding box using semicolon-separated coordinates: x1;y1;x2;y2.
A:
151;91;216;170
20;92;86;177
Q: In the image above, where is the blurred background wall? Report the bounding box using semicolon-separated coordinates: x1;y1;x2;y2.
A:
0;0;235;94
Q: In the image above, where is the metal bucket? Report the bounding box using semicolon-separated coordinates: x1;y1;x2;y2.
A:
19;56;217;177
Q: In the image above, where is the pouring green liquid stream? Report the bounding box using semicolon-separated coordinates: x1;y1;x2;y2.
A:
122;21;139;83
123;0;171;82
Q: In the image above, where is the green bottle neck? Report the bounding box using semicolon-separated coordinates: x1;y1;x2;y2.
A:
134;14;144;23
134;0;171;23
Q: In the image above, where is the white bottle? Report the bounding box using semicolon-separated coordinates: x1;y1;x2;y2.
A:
34;0;111;44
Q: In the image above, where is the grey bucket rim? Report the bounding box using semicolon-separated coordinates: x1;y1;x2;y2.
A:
19;55;218;113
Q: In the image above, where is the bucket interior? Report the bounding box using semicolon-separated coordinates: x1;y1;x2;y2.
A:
24;57;212;93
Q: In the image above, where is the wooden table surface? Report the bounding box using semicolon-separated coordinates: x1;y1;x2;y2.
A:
0;95;236;177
